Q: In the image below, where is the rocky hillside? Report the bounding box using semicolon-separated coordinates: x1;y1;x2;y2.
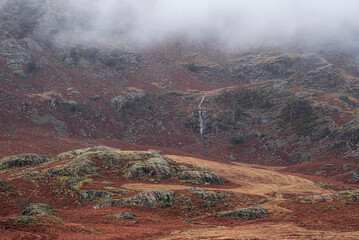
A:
1;146;359;239
1;0;359;186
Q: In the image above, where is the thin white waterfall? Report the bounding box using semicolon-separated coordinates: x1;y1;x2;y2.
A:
199;95;207;138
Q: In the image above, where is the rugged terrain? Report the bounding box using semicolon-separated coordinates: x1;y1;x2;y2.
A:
1;146;359;239
1;0;359;239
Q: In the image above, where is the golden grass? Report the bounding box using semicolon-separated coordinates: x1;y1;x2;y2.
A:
161;222;359;240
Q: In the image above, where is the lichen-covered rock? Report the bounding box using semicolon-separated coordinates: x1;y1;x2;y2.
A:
0;38;32;77
78;190;117;204
126;157;173;179
55;146;119;161
44;97;83;112
281;97;314;121
0;154;51;170
94;190;175;209
9;216;40;224
92;151;124;168
218;206;268;220
176;165;190;171
110;88;148;116
330;120;359;145
178;170;224;185
188;188;228;201
46;153;98;177
22;203;56;216
106;212;136;220
48;152;98;177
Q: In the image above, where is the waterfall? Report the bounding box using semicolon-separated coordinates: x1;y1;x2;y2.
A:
199;95;207;138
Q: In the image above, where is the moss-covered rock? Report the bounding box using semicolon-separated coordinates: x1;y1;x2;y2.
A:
126;157;173;180
0;154;51;170
218;206;268;220
47;153;98;177
188;188;228;201
94;190;175;209
110;88;148;116
22;203;56;216
55;146;119;161
178;169;224;185
79;190;117;204
9;216;40;224
93;151;124;168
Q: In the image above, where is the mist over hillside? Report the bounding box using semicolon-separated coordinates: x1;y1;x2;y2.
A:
2;0;359;49
2;1;359;239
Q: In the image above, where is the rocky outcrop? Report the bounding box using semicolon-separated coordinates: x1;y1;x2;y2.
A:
302;190;359;203
218;206;268;220
302;64;344;90
281;97;314;121
229;53;345;90
9;216;40;224
0;154;51;170
330;120;359;145
55;146;120;161
177;168;224;185
93;151;125;168
78;190;117;204
45;97;83;113
99;48;142;69
47;152;98;177
94;190;175;209
126;157;173;179
110;88;149;116
0;39;32;78
22;203;56;216
32;113;69;136
339;96;359;108
187;188;228;201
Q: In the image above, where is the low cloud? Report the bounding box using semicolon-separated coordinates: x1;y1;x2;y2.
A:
5;0;359;49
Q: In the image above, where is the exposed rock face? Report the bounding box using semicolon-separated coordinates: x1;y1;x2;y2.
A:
9;216;40;224
94;190;175;209
99;48;142;69
47;152;98;177
110;88;148;116
126;157;173;179
188;188;228;201
0;39;32;78
177;168;224;185
230;53;345;90
331;120;359;145
93;151;124;168
55;146;120;161
78;190;117;204
281;97;314;121
0;154;51;170
301;190;359;203
22;203;56;216
32;113;69;136
45;97;83;113
218;206;268;220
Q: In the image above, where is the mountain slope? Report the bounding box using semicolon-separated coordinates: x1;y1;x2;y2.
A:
0;147;358;239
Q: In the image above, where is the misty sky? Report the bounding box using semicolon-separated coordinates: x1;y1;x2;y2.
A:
9;0;359;48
